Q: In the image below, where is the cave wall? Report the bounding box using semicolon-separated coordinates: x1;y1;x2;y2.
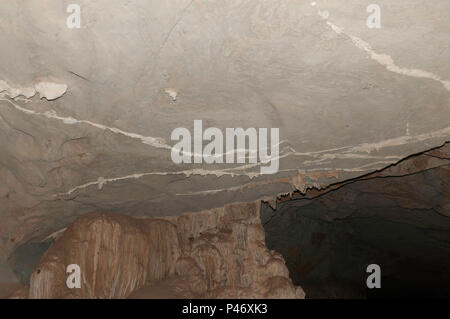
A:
1;0;449;263
0;0;449;296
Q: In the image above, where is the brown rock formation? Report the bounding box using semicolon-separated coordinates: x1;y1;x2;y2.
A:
25;202;304;299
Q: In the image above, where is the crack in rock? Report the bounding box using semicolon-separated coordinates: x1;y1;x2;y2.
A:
55;169;260;197
314;5;450;91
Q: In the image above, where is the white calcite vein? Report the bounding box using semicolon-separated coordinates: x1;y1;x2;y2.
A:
0;95;170;149
1;79;449;198
314;6;450;91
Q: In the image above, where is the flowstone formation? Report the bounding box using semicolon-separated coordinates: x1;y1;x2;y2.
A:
18;203;304;299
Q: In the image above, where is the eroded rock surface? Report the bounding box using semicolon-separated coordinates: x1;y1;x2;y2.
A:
1;0;449;265
0;0;448;299
26;203;304;299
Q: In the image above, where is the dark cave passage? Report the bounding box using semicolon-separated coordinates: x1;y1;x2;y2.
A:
262;165;450;299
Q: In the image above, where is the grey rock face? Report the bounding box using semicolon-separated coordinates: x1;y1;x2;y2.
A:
0;0;448;270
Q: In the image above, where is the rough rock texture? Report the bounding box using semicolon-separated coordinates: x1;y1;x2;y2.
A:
25;203;304;299
0;0;449;267
262;144;450;298
0;259;22;298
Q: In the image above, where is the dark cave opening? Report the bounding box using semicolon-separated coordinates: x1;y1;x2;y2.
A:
262;165;450;299
7;240;53;286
